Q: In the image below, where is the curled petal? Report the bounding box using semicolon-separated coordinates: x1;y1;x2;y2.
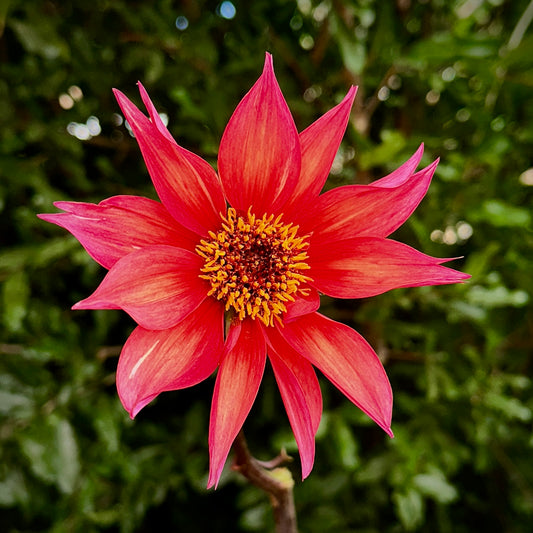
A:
309;237;470;299
281;312;393;436
38;196;198;269
73;245;208;330
286;87;357;217
117;298;224;418
306;149;434;242
266;326;322;479
208;319;267;488
114;88;225;235
218;53;301;215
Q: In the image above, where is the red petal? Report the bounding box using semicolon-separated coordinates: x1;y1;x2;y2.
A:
306;149;434;242
266;326;322;479
137;82;176;145
371;143;424;188
113;88;225;236
283;288;320;322
117;298;224;418
73;245;208;330
38;196;198;269
218;53;300;215
309;237;470;299
281;312;393;436
208;319;267;488
286;87;357;218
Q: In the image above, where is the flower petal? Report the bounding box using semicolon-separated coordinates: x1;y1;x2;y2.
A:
113;88;225;236
38;196;198;269
283;288;320;322
309;237;470;299
281;312;393;436
73;245;208;330
218;53;300;215
117;298;224;418
137;82;176;145
287;87;357;213
370;143;424;188
208;318;267;488
305;149;434;242
266;326;322;479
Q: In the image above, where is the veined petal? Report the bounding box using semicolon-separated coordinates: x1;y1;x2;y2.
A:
117;298;224;418
137;82;176;145
266;326;322;479
113;88;225;236
218;53;301;215
73;245;208;330
305;151;435;242
38;196;198;269
309;237;470;299
208;318;267;488
287;87;357;214
370;143;424;188
283;288;320;322
281;312;393;436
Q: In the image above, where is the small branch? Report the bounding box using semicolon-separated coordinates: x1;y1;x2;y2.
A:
232;431;298;533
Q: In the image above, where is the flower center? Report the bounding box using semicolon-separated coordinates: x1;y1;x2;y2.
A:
196;208;312;327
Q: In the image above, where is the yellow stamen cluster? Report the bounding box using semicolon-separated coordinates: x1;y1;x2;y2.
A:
196;208;312;327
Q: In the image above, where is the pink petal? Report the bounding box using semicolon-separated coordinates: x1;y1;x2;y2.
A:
73;245;208;330
309;237;470;299
286;87;357;217
370;143;424;188
266;326;322;479
208;318;267;488
283;288;320;322
281;312;393;436
38;196;198;269
218;53;301;215
137;82;176;145
113;88;225;236
117;297;224;418
305;151;435;243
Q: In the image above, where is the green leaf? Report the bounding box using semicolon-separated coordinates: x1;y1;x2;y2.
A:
19;414;80;494
471;199;531;228
413;470;458;504
393;489;424;531
2;270;30;333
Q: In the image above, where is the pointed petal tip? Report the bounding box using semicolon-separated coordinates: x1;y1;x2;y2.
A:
385;426;394;438
346;85;358;101
207;469;221;490
301;460;314;481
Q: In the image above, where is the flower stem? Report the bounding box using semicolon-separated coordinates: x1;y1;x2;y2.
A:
232;430;298;533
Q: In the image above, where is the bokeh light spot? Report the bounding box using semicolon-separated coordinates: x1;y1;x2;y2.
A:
217;1;236;19
175;16;189;30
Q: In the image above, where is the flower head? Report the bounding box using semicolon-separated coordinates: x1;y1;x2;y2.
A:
39;53;469;488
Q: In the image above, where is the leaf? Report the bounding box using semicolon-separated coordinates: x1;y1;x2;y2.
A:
19;414;80;494
393;489;424;531
471;199;531;228
413;470;458;504
2;270;30;333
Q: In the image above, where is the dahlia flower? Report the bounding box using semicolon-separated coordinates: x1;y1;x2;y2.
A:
39;53;468;488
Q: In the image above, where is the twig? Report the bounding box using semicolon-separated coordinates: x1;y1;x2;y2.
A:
232;431;298;533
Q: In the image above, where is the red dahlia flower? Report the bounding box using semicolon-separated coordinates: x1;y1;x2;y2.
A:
39;53;469;488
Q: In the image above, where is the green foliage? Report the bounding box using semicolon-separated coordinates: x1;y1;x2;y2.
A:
1;0;532;531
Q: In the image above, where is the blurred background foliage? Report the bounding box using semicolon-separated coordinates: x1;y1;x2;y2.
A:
1;0;532;531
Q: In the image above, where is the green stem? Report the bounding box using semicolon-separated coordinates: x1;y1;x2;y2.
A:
232;430;298;533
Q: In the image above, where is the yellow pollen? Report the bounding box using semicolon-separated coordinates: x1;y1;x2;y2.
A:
196;208;312;327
